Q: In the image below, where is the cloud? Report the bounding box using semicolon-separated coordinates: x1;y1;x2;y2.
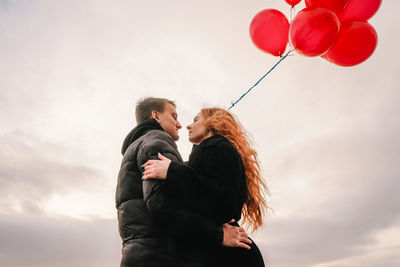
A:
0;0;14;11
0;131;107;214
316;245;400;267
0;213;120;267
256;127;400;266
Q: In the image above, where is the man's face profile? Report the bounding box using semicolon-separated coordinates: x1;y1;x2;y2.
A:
152;103;182;141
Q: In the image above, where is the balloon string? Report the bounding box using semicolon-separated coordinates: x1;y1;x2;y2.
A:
228;49;293;110
290;5;296;21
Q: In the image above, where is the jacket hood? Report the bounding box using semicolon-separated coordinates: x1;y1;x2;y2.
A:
121;119;163;155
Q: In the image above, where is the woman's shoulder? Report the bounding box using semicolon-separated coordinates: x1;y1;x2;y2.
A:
201;135;244;173
200;135;238;155
199;134;229;147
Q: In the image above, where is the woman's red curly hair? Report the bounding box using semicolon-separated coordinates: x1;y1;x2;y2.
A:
201;108;268;231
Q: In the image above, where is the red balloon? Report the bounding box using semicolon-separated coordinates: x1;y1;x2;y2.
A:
322;21;378;67
339;0;382;22
250;9;290;56
305;0;350;14
285;0;302;6
289;7;340;57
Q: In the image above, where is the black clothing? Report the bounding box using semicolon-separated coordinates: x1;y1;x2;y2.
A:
165;134;265;267
166;135;246;223
116;119;223;267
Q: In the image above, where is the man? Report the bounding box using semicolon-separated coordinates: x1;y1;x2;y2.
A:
116;97;249;267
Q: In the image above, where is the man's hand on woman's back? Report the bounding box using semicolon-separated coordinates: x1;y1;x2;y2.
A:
222;219;252;250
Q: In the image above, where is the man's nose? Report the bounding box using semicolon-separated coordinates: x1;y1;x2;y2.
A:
176;121;182;129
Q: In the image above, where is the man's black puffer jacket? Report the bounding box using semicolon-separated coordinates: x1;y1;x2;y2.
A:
116;119;223;267
116;119;183;267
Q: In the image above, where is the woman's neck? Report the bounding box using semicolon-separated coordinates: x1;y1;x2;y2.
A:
193;132;215;146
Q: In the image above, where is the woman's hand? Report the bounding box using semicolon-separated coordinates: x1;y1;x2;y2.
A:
142;153;171;180
222;219;252;250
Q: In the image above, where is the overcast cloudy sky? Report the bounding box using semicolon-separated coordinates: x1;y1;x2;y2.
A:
1;0;399;266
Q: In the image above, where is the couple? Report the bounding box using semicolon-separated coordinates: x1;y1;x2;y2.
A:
116;97;267;267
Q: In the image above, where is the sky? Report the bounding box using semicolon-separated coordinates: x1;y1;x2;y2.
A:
0;0;399;266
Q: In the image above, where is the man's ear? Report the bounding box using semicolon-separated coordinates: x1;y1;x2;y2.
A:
150;110;160;122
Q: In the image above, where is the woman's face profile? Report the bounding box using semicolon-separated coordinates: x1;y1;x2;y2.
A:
187;112;210;145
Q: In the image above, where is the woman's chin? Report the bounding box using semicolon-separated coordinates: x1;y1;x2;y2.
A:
188;137;199;145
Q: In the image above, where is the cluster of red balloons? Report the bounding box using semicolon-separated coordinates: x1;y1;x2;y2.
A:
250;0;381;66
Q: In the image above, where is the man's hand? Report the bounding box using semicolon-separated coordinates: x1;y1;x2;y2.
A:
222;219;252;250
142;153;171;180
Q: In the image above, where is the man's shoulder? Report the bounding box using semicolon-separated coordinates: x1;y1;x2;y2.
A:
141;129;175;146
140;130;179;155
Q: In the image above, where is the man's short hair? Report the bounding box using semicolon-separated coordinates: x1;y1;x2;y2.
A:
135;97;176;123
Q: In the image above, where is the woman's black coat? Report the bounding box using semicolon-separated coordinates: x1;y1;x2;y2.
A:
165;134;265;267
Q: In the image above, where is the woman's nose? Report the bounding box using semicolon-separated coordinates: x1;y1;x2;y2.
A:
186;124;192;130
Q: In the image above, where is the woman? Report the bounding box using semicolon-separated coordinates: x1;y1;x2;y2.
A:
143;107;267;266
